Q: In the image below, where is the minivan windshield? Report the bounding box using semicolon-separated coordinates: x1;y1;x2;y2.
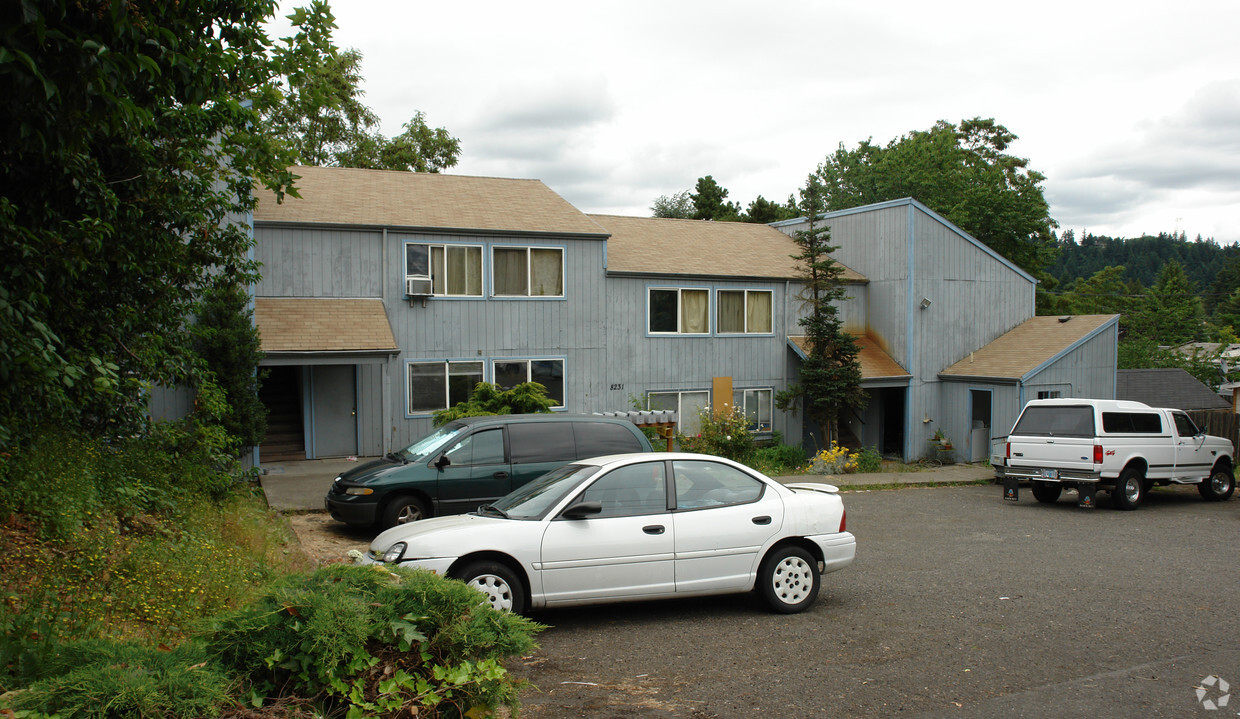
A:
489;464;600;520
396;423;466;462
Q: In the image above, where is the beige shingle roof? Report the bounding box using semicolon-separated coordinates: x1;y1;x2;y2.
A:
789;334;910;381
254;165;608;236
940;314;1118;380
591;214;866;282
255;298;398;353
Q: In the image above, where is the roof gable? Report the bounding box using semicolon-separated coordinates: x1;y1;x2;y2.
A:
254;165;607;237
592;214;865;281
940;314;1118;381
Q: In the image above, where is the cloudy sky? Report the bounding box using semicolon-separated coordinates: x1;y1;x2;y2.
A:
268;0;1240;243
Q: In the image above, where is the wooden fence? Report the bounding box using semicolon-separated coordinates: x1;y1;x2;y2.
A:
1187;410;1240;450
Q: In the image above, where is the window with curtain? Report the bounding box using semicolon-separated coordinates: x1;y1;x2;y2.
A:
648;287;709;334
492;246;564;297
493;358;565;407
408;360;483;413
405;243;482;297
718;289;773;334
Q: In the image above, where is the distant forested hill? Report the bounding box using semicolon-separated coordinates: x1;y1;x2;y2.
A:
1048;231;1239;293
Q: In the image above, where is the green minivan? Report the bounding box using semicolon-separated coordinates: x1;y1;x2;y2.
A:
324;414;654;529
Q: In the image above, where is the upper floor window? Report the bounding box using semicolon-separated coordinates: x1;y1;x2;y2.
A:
494;358;565;408
406;243;482;297
493;247;564;297
649;287;709;334
408;360;483;414
717;290;773;334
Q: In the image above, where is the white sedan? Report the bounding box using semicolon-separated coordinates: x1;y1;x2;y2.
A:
359;452;856;614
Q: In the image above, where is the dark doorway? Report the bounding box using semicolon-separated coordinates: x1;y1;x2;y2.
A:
259;366;305;462
880;387;906;457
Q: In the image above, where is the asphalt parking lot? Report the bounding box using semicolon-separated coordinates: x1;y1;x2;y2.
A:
508;483;1240;718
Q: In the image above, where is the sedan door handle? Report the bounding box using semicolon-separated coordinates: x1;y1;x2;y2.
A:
643;525;665;535
752;516;772;525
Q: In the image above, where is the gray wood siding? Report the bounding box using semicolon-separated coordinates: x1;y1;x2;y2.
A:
1023;324;1118;403
254;227;384;298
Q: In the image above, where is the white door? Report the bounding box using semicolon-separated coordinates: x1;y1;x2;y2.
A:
670;459;784;593
1172;412;1212;480
539;461;675;603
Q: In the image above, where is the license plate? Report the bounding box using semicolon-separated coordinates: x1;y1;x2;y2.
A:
1039;469;1059;480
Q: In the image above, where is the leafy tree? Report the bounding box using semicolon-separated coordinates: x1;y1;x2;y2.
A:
691;175;742;221
1118;338;1223;389
256;2;460;171
651;191;694;219
745;195;798;224
1128;260;1204;345
815;118;1057;274
432;382;555;426
0;0;295;447
193;281;267;447
775;175;865;447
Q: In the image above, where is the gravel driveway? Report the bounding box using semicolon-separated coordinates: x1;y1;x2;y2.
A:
502;484;1240;718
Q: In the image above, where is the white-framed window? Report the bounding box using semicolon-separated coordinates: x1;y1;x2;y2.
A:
717;289;773;334
733;388;773;432
405;243;483;297
648;287;709;335
492;246;564;297
407;360;483;414
648;390;710;436
1036;390;1062;400
493;358;565;407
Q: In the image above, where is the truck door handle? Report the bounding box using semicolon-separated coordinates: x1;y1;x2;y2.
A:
752;516;772;525
643;525;665;535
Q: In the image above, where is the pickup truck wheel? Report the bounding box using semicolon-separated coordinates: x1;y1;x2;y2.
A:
1198;467;1235;502
1031;481;1062;503
1112;468;1145;510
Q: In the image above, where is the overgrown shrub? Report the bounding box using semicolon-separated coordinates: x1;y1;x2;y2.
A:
0;639;231;719
207;564;543;718
675;404;756;464
751;440;808;475
853;445;884;473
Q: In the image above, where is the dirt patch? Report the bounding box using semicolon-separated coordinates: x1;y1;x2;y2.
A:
283;512;373;565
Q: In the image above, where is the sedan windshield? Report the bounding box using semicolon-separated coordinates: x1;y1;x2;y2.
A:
396;424;465;462
491;464;600;520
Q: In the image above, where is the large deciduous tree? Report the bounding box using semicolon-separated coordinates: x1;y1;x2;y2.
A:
0;0;294;446
776;175;865;448
256;1;460;172
815;117;1057;274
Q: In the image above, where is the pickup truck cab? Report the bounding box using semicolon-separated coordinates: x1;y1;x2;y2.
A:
996;399;1235;510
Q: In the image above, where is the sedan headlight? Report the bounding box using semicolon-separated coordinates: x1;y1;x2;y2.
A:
382;542;407;563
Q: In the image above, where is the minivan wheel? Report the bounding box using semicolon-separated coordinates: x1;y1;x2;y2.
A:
382;495;429;529
1198;466;1235;501
1112;468;1145;511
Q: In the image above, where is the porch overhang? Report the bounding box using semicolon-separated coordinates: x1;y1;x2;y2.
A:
255;298;399;366
787;334;912;385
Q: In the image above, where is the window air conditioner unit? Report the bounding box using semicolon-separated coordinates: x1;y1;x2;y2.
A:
406;277;433;296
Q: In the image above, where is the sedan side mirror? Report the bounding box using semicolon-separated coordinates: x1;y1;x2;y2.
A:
561;501;603;519
434;453;451;469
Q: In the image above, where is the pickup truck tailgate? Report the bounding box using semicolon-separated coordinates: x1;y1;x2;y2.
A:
1006;437;1096;476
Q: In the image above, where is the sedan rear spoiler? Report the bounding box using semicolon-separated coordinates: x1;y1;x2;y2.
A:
784;482;840;494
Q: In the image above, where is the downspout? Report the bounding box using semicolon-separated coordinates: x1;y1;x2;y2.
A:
382;227;391;455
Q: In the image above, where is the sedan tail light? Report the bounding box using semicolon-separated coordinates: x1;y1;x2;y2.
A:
839;509;847;533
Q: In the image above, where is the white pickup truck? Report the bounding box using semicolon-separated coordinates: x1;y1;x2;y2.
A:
995;398;1235;510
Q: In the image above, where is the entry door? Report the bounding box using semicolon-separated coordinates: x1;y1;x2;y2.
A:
969;390;992;463
312;365;357;458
